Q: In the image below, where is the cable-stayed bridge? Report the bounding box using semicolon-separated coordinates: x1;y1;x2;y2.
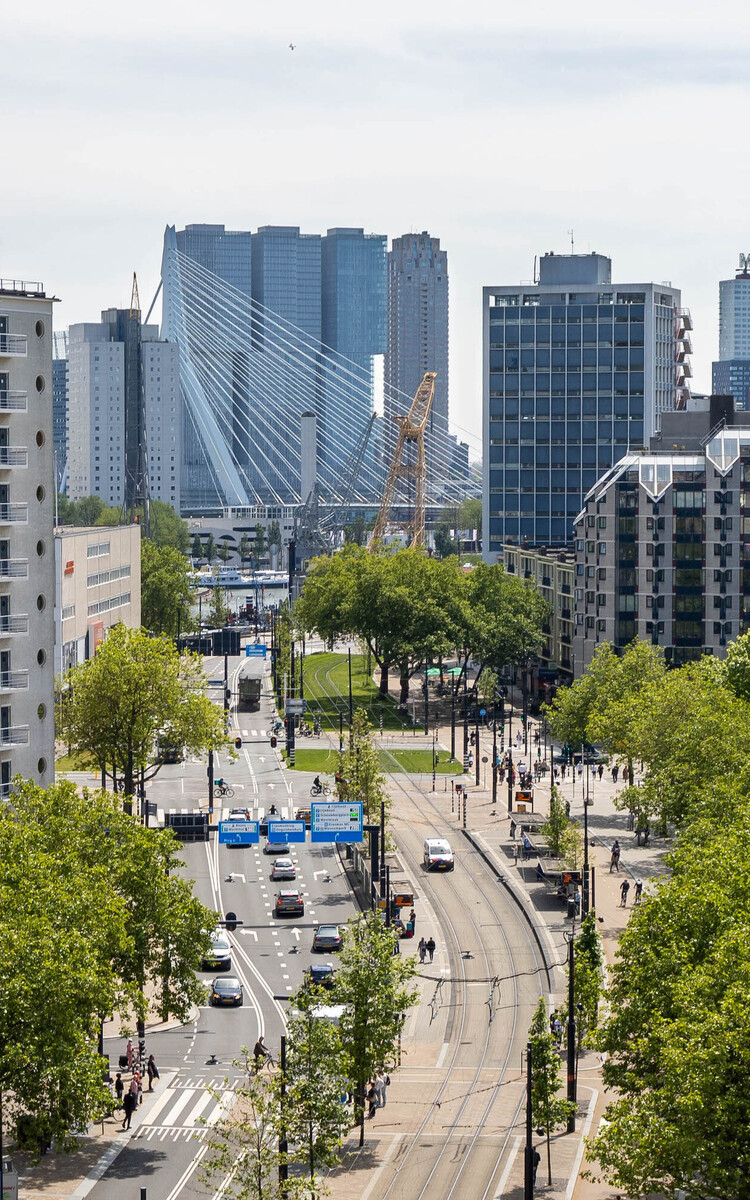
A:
161;229;472;514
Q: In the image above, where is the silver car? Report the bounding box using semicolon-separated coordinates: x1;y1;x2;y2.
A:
271;857;296;880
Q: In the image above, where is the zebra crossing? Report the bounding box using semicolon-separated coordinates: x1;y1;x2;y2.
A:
132;1076;238;1142
156;801;299;826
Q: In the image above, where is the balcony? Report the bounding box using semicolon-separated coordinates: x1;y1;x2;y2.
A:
0;725;29;747
0;504;28;525
0;448;27;469
0;559;28;579
0;334;27;358
0;614;28;635
0;670;28;692
0;392;27;413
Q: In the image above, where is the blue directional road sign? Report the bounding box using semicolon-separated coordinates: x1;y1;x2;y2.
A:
267;819;306;843
245;644;267;658
310;802;364;843
218;820;259;845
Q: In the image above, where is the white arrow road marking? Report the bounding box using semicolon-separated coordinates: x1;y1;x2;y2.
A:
228;873;246;883
259;757;266;764
313;870;329;879
291;928;301;941
268;783;275;790
240;930;258;941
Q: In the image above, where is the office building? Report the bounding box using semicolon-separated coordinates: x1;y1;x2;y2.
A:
52;330;68;492
502;544;576;687
67;312;180;508
483;252;692;558
712;257;750;410
385;232;449;477
573;395;747;671
54;523;141;675
0;276;56;793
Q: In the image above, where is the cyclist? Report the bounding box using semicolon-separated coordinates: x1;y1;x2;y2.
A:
268;804;277;815
215;778;226;790
253;1036;269;1072
313;776;322;793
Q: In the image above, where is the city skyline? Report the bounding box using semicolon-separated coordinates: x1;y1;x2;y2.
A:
4;0;749;459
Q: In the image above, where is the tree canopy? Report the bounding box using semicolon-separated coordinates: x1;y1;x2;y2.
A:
141;540;195;636
56;625;228;797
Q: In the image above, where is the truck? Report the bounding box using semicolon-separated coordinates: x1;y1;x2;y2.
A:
238;674;262;711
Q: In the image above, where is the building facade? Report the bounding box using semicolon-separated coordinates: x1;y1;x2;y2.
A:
0;277;56;793
574;400;750;672
712;258;750;410
502;544;576;686
483;252;692;558
67;314;180;508
54;524;142;675
52;330;68;492
385;232;449;477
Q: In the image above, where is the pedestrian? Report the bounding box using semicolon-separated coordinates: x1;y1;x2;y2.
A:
418;937;427;964
409;908;416;930
468;751;474;769
565;800;571;818
633;879;643;905
426;936;436;963
622;766;629;784
549;1013;556;1037
561;763;566;780
553;1017;562;1046
612;765;619;783
367;1082;378;1119
610;841;621;873
577;762;583;778
627;809;635;831
126;1038;134;1070
121;1091;135;1130
147;1054;159;1092
470;730;475;747
620;878;631;907
598;763;604;780
533;1147;541;1185
114;1073;124;1109
377;1069;390;1107
554;766;560;781
516;732;522;747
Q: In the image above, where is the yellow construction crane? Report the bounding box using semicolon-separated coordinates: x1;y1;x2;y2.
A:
368;371;437;550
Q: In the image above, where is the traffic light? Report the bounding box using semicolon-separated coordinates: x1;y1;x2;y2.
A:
225;689;232;703
225;911;237;932
235;737;242;749
270;735;277;749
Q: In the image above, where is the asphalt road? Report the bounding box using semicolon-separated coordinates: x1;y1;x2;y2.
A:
90;651;359;1200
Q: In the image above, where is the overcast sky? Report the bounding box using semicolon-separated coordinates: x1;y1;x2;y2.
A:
3;0;750;452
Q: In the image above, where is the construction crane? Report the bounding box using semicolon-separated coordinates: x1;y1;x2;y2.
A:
129;273;141;319
321;412;377;542
368;372;436;550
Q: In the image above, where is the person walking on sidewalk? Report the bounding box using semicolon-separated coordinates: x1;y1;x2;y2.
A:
418;937;427;964
634;879;643;905
620;878;631;907
114;1073;124;1109
426;936;436;963
147;1055;159;1092
611;764;619;783
121;1091;135;1130
598;763;604;780
610;841;621;872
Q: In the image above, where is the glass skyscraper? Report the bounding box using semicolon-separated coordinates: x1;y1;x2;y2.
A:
712;259;750;410
483;252;691;557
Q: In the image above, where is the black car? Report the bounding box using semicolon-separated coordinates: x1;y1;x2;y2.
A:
209;976;243;1007
305;964;336;990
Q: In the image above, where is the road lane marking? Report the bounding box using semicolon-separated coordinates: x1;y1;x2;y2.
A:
493;1135;523;1197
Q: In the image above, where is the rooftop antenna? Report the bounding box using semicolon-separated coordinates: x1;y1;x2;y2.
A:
568;229;575;254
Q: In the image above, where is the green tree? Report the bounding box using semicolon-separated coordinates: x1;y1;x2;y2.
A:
56;625;228;798
56;492;75;524
217;541;230;564
141;540;196;636
589;809;750;1199
574;912;603;1048
344;514;368;546
202;1059;313;1200
94;503;122;526
542;788;570;858
254;524;268;559
268;520;282;554
76;494;107;525
337;708;390;826
191;532;203;561
205;533;216;564
149;500;190;552
529;998;576;1185
207;585;230;629
457;496;482;541
433;521;458;559
462;562;548;683
336;911;418;1146
477;666;498;704
238;533;252;567
283;993;351;1179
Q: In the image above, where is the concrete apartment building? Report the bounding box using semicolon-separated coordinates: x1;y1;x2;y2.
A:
483;252;693;557
54;524;141;675
502;544;576;688
573;395;748;672
67;313;180;508
0;277;56;794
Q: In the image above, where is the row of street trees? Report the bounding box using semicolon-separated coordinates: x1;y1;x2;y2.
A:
0;779;215;1151
202;911;417;1199
544;634;750;1197
295;546;548;704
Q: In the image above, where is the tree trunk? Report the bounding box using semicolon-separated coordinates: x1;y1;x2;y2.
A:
357;1080;365;1147
399;666;410;706
546;1122;552;1185
379;661;389;697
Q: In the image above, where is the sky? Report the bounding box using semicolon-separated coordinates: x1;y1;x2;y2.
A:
3;0;750;455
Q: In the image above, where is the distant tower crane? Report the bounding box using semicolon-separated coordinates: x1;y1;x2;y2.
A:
368;371;436;550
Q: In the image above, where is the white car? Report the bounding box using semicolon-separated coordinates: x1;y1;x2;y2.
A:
202;930;232;972
271;857;296;881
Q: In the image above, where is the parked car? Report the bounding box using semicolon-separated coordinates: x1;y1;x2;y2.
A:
275;889;304;917
271;857;296;881
202;930;232;971
312;924;343;952
209;976;243;1007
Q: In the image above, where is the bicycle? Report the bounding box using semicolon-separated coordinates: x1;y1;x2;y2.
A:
213;784;234;798
310;783;331;797
252;1050;275;1073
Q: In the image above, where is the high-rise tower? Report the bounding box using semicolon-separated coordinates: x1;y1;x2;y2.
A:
712;256;750;410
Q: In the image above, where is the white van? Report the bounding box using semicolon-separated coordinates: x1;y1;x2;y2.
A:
423;838;454;871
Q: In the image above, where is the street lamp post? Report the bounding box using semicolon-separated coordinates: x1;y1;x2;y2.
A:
492;717;498;807
565;932;577;1133
450;676;456;761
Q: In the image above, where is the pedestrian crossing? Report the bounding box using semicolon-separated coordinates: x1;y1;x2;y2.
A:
132;1077;238;1142
157;802;301;826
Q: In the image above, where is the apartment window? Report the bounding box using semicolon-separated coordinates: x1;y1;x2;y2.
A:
61;604;75;620
87;542;111;559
